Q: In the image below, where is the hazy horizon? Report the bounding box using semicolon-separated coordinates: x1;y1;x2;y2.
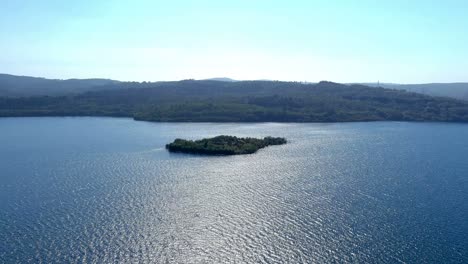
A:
3;72;468;85
1;0;467;83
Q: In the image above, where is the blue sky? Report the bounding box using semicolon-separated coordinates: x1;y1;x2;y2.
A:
1;0;467;83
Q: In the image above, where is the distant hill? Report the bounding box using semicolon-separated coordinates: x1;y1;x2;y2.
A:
0;74;120;97
363;83;468;101
5;73;466;102
1;79;468;123
204;77;238;82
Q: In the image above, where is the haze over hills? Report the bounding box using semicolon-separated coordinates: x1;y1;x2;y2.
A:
0;74;120;97
365;83;468;101
2;74;468;101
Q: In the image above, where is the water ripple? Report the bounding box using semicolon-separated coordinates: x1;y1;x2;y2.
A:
1;118;468;263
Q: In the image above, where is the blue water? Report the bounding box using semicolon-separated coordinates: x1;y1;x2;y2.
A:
1;117;467;263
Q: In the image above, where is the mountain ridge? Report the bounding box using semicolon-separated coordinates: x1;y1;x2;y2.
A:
1;73;468;101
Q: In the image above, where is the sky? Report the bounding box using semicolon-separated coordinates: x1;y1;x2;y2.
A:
1;0;467;83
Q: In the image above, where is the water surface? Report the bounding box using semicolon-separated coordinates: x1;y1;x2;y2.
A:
1;117;467;263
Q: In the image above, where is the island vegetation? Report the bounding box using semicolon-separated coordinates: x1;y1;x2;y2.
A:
166;135;287;155
1;80;468;122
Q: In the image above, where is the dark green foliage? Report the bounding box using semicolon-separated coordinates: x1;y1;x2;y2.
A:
1;80;468;122
166;135;287;155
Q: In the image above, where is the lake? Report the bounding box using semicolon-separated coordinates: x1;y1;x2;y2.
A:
1;117;467;263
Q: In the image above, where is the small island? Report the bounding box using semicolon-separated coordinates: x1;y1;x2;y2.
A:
166;135;287;155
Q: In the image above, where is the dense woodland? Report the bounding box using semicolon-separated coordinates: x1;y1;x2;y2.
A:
166;136;287;155
1;80;468;122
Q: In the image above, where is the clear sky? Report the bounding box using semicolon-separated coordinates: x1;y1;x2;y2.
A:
1;0;467;83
